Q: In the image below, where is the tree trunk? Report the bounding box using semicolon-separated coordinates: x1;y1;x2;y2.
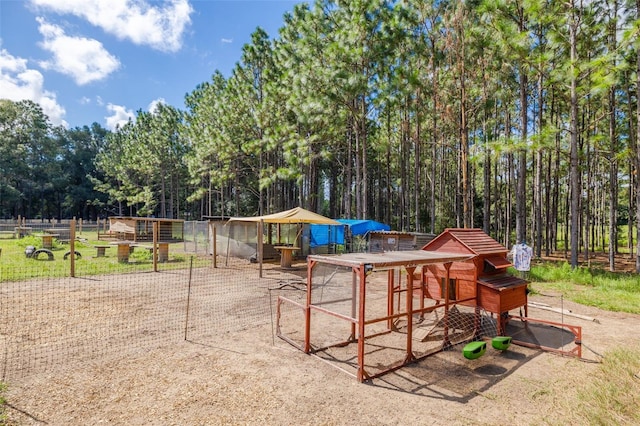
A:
569;9;580;269
636;0;640;272
609;64;617;271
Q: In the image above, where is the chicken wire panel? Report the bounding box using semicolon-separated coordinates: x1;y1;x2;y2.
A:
411;305;499;359
308;266;391;318
0;271;190;382
214;222;259;261
183;263;273;343
0;258;276;382
311;304;501;380
274;287;309;350
183;221;210;255
309;263;356;317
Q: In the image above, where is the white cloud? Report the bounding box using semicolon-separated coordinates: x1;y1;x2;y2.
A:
148;97;166;114
37;17;120;85
105;103;134;130
30;0;193;52
221;38;233;44
79;96;91;105
0;48;67;126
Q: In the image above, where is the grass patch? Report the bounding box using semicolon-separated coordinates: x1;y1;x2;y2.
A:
526;261;640;315
0;231;205;281
572;348;640;425
0;381;7;424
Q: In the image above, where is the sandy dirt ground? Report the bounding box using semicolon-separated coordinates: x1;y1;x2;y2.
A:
3;260;640;426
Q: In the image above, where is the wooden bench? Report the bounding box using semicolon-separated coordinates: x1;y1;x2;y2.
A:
133;243;169;262
109;241;169;263
110;241;134;262
94;245;112;257
39;233;59;249
131;244;154;252
156;242;169;262
15;227;32;238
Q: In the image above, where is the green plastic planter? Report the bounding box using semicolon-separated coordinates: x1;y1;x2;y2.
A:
492;336;512;351
463;341;486;360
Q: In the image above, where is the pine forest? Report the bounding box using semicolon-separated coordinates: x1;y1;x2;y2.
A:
1;0;640;270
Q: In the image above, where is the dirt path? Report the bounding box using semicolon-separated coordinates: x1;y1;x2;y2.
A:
5;289;639;426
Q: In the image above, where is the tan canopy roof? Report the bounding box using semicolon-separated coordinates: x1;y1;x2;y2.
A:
228;207;341;225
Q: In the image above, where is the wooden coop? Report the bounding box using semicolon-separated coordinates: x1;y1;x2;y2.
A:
101;217;184;242
421;228;529;333
275;229;585;383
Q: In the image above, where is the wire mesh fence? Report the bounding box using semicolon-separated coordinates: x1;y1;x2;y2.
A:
0;248;306;382
0;220;592;386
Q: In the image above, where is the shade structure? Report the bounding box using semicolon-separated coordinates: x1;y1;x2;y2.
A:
229;207;341;225
225;207;342;277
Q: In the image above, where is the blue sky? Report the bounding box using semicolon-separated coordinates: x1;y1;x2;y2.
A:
0;0;299;129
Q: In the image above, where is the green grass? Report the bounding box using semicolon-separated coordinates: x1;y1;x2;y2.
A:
573;348;640;425
0;231;204;281
0;381;7;424
526;261;640;315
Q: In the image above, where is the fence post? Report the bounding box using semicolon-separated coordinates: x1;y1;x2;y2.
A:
153;221;158;272
184;256;194;341
213;224;217;268
70;218;76;277
192;221;197;254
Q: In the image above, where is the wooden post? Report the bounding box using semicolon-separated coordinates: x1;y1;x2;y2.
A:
153;221;158;272
303;259;316;354
258;220;264;278
212;224;217;268
70;219;76;278
387;269;394;329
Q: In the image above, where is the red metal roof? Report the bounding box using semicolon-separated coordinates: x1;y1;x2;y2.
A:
423;228;507;255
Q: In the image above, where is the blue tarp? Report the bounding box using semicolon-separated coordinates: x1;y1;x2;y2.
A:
309;219;390;247
336;219;390;236
309;223;345;247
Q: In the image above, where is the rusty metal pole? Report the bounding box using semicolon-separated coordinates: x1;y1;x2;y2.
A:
357;265;367;382
443;262;452;347
405;266;416;363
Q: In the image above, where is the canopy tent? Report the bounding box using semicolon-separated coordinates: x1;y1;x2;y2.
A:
229;207;341;225
224;207;342;276
309;219;390;248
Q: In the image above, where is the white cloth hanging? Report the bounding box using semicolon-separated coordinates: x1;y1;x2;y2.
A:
511;243;533;272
